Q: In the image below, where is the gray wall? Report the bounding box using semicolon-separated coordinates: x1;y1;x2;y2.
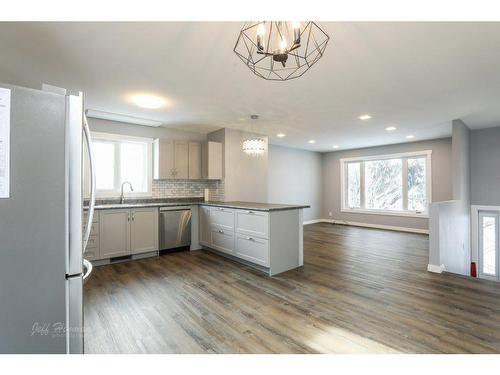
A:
268;145;323;221
431;120;470;275
452;119;471;203
322;138;453;231
208;128;268;203
470;126;500;205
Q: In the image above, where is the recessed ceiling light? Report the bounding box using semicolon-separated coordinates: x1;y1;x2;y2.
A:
308;140;316;144
130;94;168;109
332;145;339;149
359;114;372;120
276;133;286;138
385;126;397;132
406;134;415;139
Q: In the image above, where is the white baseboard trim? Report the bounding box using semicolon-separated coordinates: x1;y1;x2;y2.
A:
427;264;446;273
334;220;429;234
303;219;325;225
308;219;429;234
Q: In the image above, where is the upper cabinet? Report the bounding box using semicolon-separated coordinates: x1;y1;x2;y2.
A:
154;139;222;180
153;139;189;179
174;141;189;179
154;139;175;179
188;142;202;179
202;141;223;180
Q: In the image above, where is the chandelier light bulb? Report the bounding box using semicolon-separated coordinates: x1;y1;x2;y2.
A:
279;37;287;52
292;21;301;30
256;23;266;51
256;23;266;36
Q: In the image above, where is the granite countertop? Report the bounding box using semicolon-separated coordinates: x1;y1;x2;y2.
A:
84;198;309;212
85;197;203;210
199;201;310;212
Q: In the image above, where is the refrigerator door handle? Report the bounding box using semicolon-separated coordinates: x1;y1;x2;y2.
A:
82;258;93;283
82;113;96;251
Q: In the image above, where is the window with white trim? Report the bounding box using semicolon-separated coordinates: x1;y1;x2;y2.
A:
85;132;153;197
341;151;431;217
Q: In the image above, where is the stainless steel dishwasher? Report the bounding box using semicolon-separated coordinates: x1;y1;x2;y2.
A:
159;206;192;250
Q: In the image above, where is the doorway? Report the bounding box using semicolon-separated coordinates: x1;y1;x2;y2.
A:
478;211;499;281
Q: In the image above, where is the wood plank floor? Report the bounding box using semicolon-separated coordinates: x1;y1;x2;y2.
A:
84;223;500;353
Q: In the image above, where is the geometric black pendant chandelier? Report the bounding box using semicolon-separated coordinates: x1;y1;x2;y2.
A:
234;21;330;81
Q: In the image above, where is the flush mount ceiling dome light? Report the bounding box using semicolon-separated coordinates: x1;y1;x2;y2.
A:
130;94;168;109
234;21;330;81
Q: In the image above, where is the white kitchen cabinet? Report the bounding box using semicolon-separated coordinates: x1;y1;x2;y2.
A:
99;209;131;258
209;207;234;230
199;205;211;246
153;139;175;179
99;207;159;259
198;205;303;275
174;141;189;179
83;210;100;261
210;227;234;255
188;142;202;179
154;139;198;180
202;141;222;180
235;210;269;239
130;207;159;255
235;234;269;267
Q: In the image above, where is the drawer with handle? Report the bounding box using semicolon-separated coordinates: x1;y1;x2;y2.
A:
235;234;269;267
235;209;269;239
209;206;234;230
210;227;234;255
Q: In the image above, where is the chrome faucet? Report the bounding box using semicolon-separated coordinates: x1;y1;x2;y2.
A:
120;181;134;204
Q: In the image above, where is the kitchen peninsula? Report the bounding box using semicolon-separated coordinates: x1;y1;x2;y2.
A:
84;199;309;276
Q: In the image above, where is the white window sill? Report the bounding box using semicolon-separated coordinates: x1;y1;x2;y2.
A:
341;208;429;219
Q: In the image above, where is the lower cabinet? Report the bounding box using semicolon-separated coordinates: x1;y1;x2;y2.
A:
234;234;269;267
130;208;159;255
99;209;131;258
99;207;159;260
210;227;234;255
199;205;270;268
83;210;100;261
199;206;211;246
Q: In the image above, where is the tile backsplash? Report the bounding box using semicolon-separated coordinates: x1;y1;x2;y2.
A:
152;179;225;201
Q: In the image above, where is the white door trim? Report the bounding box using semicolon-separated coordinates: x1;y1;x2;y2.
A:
472;205;500;281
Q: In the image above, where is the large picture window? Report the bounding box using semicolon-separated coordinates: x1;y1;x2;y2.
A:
341;151;431;217
85;132;153;198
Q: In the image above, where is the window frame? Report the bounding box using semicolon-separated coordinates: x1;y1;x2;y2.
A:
340;150;432;218
86;132;154;198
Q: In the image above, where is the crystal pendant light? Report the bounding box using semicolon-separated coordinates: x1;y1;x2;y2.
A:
242;138;266;156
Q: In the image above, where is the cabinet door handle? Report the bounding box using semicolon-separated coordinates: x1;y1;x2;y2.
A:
218;230;224;234
132;212;135;221
247;210;254;214
247;237;254;241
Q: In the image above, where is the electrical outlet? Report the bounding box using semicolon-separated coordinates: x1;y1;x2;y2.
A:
328;211;332;217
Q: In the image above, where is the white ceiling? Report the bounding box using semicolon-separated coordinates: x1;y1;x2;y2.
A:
1;22;500;151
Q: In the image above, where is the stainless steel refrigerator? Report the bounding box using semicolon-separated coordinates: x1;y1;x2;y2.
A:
0;82;96;353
